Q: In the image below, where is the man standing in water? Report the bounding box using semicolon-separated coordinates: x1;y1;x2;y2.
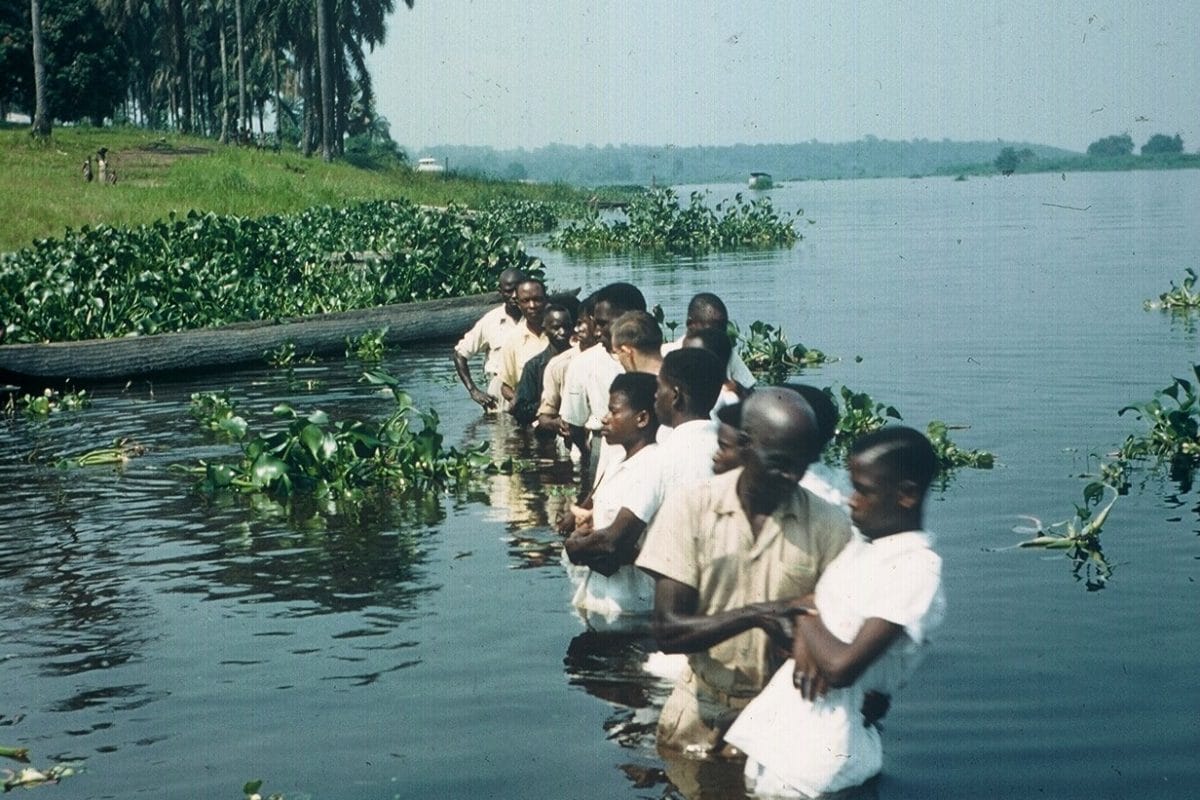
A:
452;268;526;411
662;292;757;395
636;388;851;758
496;278;550;405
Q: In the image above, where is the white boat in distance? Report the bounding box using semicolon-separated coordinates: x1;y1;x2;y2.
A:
415;157;445;173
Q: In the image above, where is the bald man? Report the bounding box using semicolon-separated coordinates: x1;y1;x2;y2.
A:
636;388;852;757
452;268;526;410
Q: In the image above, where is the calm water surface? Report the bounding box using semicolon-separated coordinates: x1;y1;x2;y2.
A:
2;170;1198;799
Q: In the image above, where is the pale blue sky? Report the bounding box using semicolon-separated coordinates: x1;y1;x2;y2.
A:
366;1;1200;153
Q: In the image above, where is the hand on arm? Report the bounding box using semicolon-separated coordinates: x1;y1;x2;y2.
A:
648;576;798;655
791;614;904;699
564;507;646;576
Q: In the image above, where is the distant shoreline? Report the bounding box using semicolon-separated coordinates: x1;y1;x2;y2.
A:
934;152;1200;179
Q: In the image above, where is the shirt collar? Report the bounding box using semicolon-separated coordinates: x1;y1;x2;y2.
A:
713;467;807;521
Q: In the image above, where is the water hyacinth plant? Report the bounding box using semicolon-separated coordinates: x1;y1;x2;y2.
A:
926;420;995;471
734;321;831;385
1013;482;1116;591
6;386;90;417
346;327;389;362
1146;268;1200;310
56;438;148;468
190;390;249;440
190;371;496;508
546;188;798;254
828;386;903;460
1108;365;1200;490
0;200;542;344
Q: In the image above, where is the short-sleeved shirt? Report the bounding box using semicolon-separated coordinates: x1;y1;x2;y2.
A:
654;418;719;499
561;344;623;431
636;467;851;696
537;344;580;417
662;336;757;389
454;304;518;378
496;319;549;392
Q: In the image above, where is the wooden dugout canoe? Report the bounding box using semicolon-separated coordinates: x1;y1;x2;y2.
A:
0;290;574;384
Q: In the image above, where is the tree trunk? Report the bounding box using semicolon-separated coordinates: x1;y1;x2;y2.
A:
218;1;230;144
315;0;334;161
234;0;246;139
272;37;283;146
29;0;51;138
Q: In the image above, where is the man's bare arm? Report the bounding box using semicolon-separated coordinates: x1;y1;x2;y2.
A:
792;615;903;699
649;575;792;654
564;508;646;576
452;351;496;409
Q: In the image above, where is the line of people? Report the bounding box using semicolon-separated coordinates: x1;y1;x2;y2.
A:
451;273;946;798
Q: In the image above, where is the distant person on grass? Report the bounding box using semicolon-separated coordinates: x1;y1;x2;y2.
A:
726;426;946;798
452;268;525;411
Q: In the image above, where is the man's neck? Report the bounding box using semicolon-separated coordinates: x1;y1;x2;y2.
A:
736;470;783;520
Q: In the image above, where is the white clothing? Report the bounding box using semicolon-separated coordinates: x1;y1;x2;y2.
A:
726;530;945;798
561;344;623;431
567;444;661;621
453;304;518;380
654;418;719;499
496;319;548;391
662;336;757;389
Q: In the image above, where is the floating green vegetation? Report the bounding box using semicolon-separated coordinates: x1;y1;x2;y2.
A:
243;778;284;800
1112;365;1200;487
346;327;389;362
0;200;541;344
479;198;561;233
190;390;249;440
1146;268;1200;311
0;745;29;763
828;386;904;459
5;386;90;417
56;438;147;468
1014;482;1116;591
927;420;995;471
188;370;499;509
735;320;831;385
545;188;798;254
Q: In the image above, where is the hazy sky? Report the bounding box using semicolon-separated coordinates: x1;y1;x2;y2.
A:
365;1;1200;153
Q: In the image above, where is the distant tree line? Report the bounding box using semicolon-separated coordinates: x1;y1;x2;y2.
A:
1085;132;1186;157
428;138;1075;186
0;0;412;161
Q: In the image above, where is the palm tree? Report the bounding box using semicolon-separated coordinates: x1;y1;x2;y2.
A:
29;0;50;138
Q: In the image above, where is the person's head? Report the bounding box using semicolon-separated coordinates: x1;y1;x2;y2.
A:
847;426;938;539
713;402;743;474
782;384;839;455
685;292;730;336
515;278;547;328
611;310;664;372
543;304;574;352
655;348;724;427
681;326;733;370
738;387;821;500
498;268;527;315
575;292;600;350
593;282;647;352
602;372;659;449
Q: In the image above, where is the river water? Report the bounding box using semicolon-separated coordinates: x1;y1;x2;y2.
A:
2;170;1198;799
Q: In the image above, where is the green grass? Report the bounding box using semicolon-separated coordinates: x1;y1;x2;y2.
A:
0;124;609;253
935;151;1200;179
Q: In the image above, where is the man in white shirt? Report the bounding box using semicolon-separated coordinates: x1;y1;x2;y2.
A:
661;292;757;391
653;348;725;492
560;282;646;475
495;278;549;403
610;310;664;375
451;268;525;411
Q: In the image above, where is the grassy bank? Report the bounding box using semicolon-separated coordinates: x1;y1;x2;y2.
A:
0;125;608;253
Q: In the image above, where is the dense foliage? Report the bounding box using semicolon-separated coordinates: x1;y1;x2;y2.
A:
735;320;829;385
0;199;541;343
1086;133;1135;157
546;188;798;254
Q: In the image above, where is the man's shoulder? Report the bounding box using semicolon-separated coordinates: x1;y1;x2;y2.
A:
793;484;852;536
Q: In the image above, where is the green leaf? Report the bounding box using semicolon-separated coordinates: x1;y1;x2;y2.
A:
243;780;263;796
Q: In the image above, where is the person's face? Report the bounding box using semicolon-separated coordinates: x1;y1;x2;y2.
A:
499;273;523;313
653;372;677;425
686;306;727;337
847;455;904;539
575;313;598;349
544;310;572;350
601;390;647;448
516;282;547;326
740;428;812;495
593;301;620;352
712;421;742;474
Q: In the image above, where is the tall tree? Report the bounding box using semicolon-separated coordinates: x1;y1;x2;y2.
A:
29;0;49;137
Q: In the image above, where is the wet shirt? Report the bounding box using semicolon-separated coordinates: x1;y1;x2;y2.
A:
636;467;851;696
654;418;720;499
454;304;518;378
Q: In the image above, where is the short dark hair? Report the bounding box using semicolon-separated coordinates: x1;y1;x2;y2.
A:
716;401;742;427
683;326;733;367
579;291;599;318
610;371;658;415
611;311;664;353
783;384;839;450
516;277;546;293
596;282;647;315
544;303;574;324
850;426;939;491
660;348;723;416
688;292;728;321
